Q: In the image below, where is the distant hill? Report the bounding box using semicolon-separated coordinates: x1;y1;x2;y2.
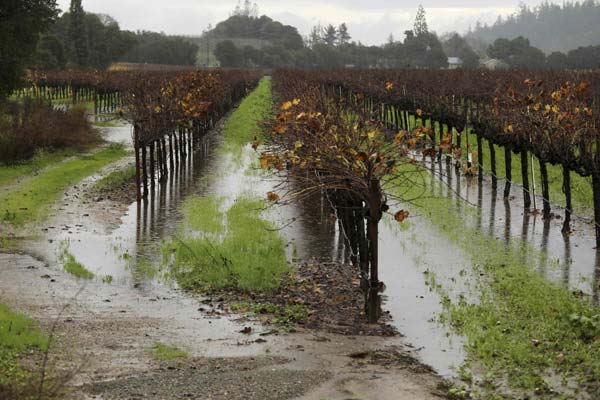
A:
207;14;304;50
185;14;304;66
466;1;600;53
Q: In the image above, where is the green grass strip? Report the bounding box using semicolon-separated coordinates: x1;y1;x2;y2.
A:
221;77;272;152
0;149;76;188
0;144;128;225
92;166;135;191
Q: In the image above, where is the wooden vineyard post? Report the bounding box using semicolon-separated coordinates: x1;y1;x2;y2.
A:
94;90;98;115
489;141;497;191
539;160;551;218
530;152;537;211
149;142;156;188
562;165;572;234
160;138;168;181
356;210;369;292
173;130;179;165
504;148;512;199
141;143;148;198
134;124;142;202
455;128;462;171
592;173;600;248
477;134;483;183
169;134;175;171
520;149;532;209
366;178;382;323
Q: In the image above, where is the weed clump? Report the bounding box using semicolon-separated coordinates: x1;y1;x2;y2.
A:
147;343;188;361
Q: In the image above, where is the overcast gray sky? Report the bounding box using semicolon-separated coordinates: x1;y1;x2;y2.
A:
56;0;541;44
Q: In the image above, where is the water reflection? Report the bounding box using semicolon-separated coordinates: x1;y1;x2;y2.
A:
434;161;600;298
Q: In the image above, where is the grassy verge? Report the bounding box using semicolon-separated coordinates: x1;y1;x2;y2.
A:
393;163;600;398
0;149;76;188
0;303;48;398
92;166;135;191
147;343;188;361
91;120;125;128
0;144;128;226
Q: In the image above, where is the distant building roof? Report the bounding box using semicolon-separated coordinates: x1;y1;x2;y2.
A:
447;57;463;65
481;58;509;70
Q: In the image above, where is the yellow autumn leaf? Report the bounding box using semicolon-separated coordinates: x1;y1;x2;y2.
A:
394;131;407;144
281;101;293;110
551;91;562;102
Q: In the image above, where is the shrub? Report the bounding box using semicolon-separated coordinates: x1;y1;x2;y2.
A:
0;98;101;164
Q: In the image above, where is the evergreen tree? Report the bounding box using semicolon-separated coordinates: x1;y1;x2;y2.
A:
413;5;429;36
309;25;323;48
68;0;89;67
338;23;351;45
0;0;57;101
323;24;338;46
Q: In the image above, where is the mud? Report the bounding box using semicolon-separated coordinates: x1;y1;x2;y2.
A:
0;252;446;400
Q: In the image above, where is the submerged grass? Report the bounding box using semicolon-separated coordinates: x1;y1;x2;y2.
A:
0;144;128;225
58;244;95;280
393;162;600;398
166;196;290;292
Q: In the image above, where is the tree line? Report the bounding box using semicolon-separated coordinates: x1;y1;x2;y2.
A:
32;0;199;71
212;3;599;70
486;36;600;69
467;1;600;54
213;5;451;69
